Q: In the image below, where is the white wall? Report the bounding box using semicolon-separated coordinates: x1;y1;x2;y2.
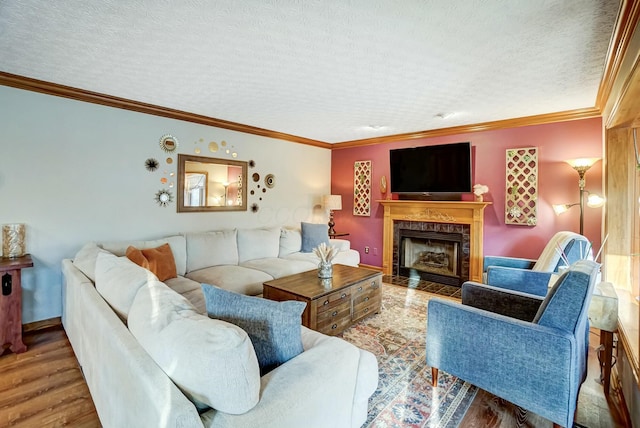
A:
0;86;331;323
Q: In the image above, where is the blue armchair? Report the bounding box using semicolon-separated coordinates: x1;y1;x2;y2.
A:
484;231;591;296
426;260;600;428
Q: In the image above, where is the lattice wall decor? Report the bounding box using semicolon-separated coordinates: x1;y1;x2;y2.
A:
353;160;372;216
505;147;538;226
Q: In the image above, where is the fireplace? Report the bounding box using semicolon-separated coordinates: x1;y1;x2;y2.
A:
380;200;489;283
398;229;463;286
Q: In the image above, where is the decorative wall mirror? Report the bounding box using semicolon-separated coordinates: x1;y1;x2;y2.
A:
177;154;247;212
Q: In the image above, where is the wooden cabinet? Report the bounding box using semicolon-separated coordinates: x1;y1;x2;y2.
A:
0;255;33;355
263;265;382;336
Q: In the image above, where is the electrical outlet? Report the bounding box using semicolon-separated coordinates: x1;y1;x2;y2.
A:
373;248;378;256
364;246;370;254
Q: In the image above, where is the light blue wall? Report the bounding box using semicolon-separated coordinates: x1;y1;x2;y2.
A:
0;86;332;323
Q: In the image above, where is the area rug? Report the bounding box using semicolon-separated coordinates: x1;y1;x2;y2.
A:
339;283;477;428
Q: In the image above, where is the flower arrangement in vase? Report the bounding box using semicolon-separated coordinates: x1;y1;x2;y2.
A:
473;184;489;202
313;242;338;279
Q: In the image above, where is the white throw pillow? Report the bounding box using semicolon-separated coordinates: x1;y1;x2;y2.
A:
279;228;302;257
185;229;239;272
95;251;156;321
237;227;281;263
128;280;261;414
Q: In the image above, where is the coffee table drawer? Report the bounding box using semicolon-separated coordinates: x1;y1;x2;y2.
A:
317;289;351;314
352;276;382;297
353;294;381;322
316;300;351;335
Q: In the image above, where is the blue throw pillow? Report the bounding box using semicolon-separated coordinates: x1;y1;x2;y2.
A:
201;284;307;375
301;222;329;253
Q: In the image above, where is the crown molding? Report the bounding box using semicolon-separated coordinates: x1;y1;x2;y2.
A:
0;71;331;149
331;107;602;149
597;0;640;111
0;71;602;150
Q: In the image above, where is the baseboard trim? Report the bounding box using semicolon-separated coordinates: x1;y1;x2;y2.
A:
359;263;382;271
23;317;62;333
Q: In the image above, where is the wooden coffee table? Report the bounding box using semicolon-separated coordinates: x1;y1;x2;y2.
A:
263;264;382;336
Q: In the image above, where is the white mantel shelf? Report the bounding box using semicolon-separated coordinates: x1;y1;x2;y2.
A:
378;200;491;283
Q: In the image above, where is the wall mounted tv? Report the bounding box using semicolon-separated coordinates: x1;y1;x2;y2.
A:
389;142;472;196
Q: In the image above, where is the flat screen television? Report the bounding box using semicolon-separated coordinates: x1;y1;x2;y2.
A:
389;142;472;195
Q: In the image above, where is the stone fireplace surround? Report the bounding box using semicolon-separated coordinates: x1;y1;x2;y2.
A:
379;200;490;284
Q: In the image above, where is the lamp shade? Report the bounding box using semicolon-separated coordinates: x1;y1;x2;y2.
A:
565;158;600;170
323;195;342;211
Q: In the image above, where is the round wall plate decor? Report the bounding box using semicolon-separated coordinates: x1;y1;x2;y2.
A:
159;134;178;153
264;174;275;188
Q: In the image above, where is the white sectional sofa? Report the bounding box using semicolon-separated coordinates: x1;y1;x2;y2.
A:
62;226;376;428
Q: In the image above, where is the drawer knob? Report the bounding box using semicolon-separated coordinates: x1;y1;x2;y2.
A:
364;297;369;302
358;286;363;291
371;280;378;288
323;300;329;306
331;324;337;330
341;293;346;299
364;308;369;313
332;310;338;317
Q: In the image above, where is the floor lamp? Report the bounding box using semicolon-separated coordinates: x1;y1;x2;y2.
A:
552;158;604;235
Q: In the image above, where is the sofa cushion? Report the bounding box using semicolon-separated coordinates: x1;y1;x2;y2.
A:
237;227;281;263
164;276;206;314
95;251;156;321
125;243;177;282
279;228;302;257
99;235;187;277
241;258;316;279
201;284;306;375
301;222;329;253
73;242;109;282
186;265;272;296
185;229;238;272
128;280;261;414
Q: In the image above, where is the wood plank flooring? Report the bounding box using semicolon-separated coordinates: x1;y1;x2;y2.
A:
0;327;99;427
0;324;630;427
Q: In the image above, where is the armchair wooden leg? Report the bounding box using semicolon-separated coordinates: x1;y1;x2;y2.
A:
431;367;438;387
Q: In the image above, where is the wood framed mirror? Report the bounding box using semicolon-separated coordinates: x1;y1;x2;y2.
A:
177;154;247;212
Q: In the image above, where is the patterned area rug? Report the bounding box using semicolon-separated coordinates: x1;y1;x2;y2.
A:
339;284;477;428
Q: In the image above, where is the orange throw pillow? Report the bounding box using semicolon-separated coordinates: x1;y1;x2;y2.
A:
125;243;177;282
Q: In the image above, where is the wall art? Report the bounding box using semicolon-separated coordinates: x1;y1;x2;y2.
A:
353;160;372;216
505;147;538;226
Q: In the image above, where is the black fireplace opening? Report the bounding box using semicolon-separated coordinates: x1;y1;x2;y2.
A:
397;229;464;286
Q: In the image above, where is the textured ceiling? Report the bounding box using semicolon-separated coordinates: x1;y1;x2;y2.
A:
0;1;621;143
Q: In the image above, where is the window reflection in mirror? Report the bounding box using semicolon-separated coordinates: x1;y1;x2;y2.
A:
177;154;247;212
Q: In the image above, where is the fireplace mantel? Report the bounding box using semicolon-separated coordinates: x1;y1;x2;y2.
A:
379;200;491;282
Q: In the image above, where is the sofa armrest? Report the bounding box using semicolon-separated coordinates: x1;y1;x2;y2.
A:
485;266;552;296
483;255;536;271
329;238;351;251
426;298;579;427
202;330;370;428
461;281;544;321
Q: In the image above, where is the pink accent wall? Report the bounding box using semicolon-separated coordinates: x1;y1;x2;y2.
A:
331;117;603;267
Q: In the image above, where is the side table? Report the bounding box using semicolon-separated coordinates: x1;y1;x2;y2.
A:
587;281;618;395
0;254;33;355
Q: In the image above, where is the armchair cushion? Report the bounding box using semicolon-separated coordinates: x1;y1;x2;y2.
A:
485;267;553;296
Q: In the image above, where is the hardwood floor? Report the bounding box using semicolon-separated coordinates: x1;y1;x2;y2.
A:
0;326;99;427
0;324;630;427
